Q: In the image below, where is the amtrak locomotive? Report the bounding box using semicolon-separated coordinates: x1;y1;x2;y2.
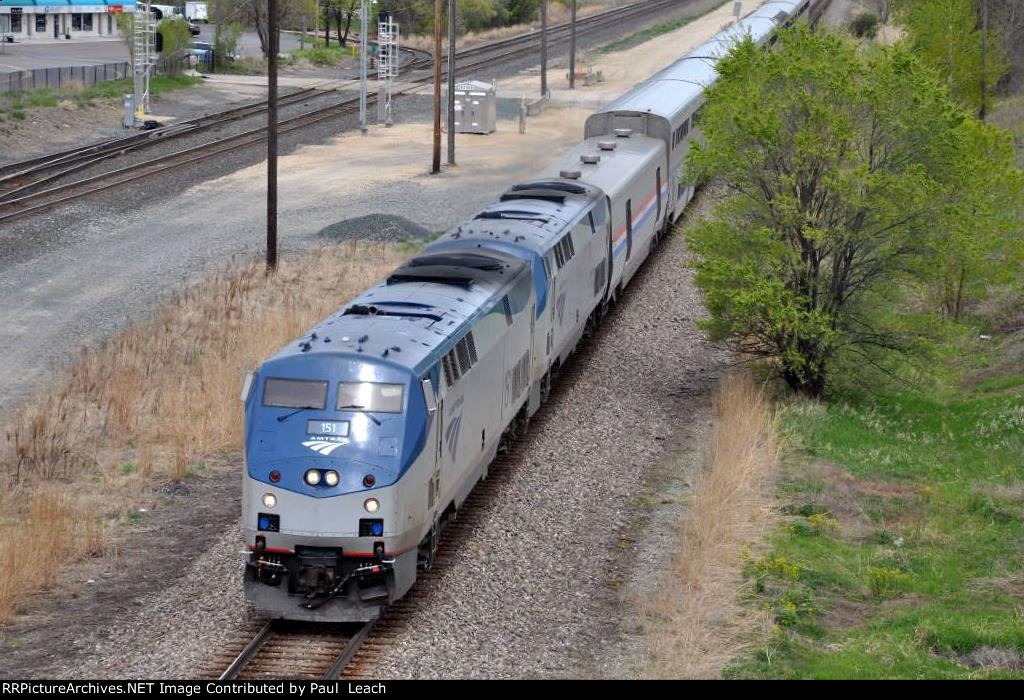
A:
239;0;812;621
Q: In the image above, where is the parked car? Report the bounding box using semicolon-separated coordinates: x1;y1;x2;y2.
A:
188;41;241;67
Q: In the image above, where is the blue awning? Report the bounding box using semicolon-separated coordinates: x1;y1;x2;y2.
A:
0;0;138;8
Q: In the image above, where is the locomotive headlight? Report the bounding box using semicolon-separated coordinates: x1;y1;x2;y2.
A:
261;493;277;509
324;470;340;487
364;497;380;514
304;469;321;486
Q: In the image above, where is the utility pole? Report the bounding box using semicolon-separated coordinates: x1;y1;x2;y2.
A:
447;0;456;166
267;0;279;271
540;0;547;97
568;0;576;89
980;0;988;121
432;0;442;174
214;0;222;69
359;0;367;133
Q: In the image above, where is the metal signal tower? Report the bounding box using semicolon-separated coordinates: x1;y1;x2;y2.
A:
377;14;399;126
132;2;154;124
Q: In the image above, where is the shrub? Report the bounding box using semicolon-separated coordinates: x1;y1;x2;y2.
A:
849;12;880;39
867;566;909;600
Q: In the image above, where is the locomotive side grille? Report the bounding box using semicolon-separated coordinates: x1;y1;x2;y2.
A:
513;352;530;400
442;353;457;386
455;340;471;375
593;262;607;297
465;332;479;364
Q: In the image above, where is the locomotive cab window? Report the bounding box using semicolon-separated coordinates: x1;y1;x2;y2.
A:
263;378;328;409
337;382;406;413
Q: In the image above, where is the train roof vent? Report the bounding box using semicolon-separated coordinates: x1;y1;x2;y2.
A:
408;252;505;271
580;154;600;165
500;190;566;204
559;169;582;179
614;128;633;138
386;272;475;289
598;140;617;151
510;181;587;194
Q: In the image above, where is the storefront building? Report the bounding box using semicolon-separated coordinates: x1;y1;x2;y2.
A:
0;1;138;40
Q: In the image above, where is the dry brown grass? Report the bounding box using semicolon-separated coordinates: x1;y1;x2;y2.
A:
644;373;779;679
0;240;404;622
0;490;104;620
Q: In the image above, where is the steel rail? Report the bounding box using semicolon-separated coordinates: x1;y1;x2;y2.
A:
0;0;694;225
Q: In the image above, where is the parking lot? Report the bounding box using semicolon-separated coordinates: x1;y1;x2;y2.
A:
0;25;308;74
0;38;129;72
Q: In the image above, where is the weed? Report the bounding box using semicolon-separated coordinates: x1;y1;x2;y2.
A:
867;567;910;600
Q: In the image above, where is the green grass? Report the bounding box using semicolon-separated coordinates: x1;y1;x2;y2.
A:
597;2;727;54
0;75;201;117
726;365;1024;678
289;44;354;67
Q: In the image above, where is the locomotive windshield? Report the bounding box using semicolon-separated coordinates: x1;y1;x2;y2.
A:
262;378;328;409
337;382;405;413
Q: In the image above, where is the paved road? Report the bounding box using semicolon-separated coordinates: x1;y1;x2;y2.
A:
0;39;129;72
0;25;307;73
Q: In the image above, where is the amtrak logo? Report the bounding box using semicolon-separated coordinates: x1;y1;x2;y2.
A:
302;440;345;456
444;414;462;460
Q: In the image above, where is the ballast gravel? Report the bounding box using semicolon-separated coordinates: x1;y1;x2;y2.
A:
63;189;727;679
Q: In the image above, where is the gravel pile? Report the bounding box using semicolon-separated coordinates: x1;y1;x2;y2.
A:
317;214;433;243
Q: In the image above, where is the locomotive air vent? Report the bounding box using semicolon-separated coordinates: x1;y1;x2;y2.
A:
614;128;633;138
580;154;600;165
559;169;582;180
598;140;617;151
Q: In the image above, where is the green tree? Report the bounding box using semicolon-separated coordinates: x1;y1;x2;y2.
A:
893;0;1008;116
932;118;1023;319
459;0;499;32
158;18;193;74
114;13;135;63
685;26;1021;396
214;21;242;68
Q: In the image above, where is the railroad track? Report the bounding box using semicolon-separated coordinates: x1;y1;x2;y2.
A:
0;0;692;226
0;86;326;198
0;46;431;203
212;619;376;680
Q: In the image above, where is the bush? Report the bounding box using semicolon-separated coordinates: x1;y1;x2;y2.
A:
291;45;349;66
867;566;909;600
214;22;242;70
849;12;880;39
